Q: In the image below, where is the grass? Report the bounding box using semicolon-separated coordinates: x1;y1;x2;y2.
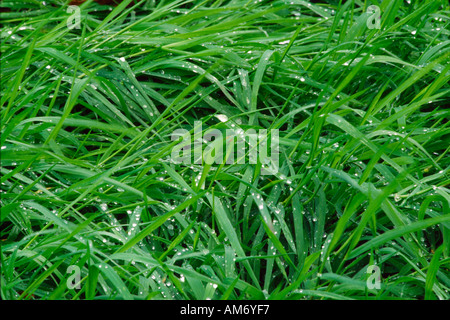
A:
0;0;449;300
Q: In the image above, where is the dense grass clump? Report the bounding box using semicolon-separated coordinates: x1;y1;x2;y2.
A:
1;0;449;300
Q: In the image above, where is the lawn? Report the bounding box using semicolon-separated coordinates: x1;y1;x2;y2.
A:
0;0;449;300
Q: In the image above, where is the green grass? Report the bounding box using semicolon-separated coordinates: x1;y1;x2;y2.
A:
1;0;449;300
